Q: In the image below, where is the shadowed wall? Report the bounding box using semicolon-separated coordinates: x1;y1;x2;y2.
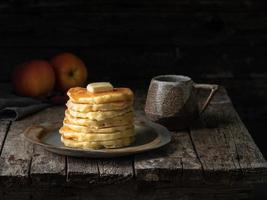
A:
0;0;267;81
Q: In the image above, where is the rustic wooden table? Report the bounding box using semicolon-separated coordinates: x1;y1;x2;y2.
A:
0;87;266;200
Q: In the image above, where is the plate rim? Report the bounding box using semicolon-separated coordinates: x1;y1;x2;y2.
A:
23;120;172;157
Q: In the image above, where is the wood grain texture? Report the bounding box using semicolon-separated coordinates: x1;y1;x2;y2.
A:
67;157;99;184
66;156;135;185
0;106;65;185
0;117;34;183
190;87;267;184
135;131;202;183
31;145;65;185
30;106;65;185
97;157;134;184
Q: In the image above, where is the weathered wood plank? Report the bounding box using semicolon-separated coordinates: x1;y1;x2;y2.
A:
0;117;34;183
67;157;99;184
190;87;267;184
226;103;267;183
30;106;66;185
97;157;134;184
0;106;66;186
31;145;65;185
135;131;202;183
67;156;134;184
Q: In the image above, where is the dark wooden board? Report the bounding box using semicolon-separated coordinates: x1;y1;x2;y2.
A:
0;86;266;190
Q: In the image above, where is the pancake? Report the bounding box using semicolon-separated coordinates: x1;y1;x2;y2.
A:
67;87;134;104
59;126;135;142
60;83;135;150
61;135;135;149
68;107;132;120
66;100;133;112
63;118;133;133
65;110;134;128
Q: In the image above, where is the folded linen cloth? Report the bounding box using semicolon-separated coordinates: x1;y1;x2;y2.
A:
0;95;50;121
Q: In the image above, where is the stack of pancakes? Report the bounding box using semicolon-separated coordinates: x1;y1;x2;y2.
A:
60;86;135;149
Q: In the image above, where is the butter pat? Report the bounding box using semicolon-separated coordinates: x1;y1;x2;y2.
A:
87;82;114;93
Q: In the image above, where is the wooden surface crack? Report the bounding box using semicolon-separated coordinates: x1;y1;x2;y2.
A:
231;117;249;172
96;160;101;181
27;157;33;184
180;157;184;180
233;141;245;174
188;128;205;177
132;157;136;178
0;121;12;157
65;156;69;182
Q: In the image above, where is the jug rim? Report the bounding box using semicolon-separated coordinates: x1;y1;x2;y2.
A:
152;75;191;83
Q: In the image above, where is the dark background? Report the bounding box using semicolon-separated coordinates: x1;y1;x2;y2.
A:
0;0;266;191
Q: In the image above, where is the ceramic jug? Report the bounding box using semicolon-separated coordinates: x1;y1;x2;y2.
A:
145;75;218;130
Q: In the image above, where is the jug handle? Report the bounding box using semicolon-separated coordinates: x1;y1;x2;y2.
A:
193;84;219;114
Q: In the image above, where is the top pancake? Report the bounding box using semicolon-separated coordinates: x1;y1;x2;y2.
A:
67;87;134;104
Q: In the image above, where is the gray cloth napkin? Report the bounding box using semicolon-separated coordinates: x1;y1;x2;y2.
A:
0;95;50;121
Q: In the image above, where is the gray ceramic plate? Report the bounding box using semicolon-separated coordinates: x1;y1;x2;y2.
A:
23;120;172;158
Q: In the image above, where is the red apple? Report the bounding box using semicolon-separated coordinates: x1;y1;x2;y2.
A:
50;52;88;92
12;60;55;97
